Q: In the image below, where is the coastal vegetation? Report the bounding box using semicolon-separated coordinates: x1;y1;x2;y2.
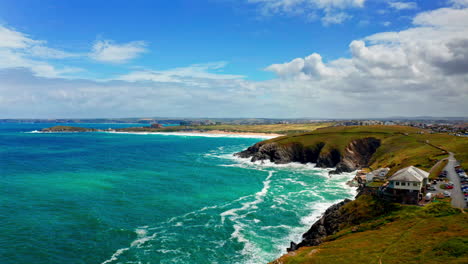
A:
117;123;334;134
272;196;467;264
239;125;467;174
41;125;98;132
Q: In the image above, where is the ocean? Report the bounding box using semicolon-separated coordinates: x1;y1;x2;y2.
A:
0;123;356;264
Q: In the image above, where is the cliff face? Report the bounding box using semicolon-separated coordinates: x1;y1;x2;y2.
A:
333;137;381;174
235;137;381;173
287;199;351;251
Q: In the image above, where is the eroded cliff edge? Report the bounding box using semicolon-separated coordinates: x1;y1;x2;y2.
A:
235;137;381;174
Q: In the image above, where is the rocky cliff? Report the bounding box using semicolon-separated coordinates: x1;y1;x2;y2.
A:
235;137;381;174
287;199;351;251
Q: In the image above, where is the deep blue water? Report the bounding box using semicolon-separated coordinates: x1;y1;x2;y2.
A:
0;123;355;264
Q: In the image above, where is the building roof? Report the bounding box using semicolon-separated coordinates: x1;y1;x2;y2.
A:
388;166;429;182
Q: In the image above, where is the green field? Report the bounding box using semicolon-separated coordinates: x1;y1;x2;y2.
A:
272;196;468;264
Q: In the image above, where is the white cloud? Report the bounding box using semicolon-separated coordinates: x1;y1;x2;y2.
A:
388;1;418;10
28;46;78;59
0;25;82;78
0;25;148;77
117;62;245;83
450;0;468;7
1;6;467;118
247;0;365;25
322;11;351;25
263;6;468;116
90;40;147;63
0;26;40;49
413;7;468;27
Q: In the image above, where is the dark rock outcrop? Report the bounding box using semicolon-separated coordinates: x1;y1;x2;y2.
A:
235;137;381;174
287;199;352;252
236;142;326;164
287;199;351;252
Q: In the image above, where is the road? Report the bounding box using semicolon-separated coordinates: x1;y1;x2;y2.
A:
445;152;466;208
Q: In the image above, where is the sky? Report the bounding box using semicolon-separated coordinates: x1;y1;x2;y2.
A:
0;0;467;118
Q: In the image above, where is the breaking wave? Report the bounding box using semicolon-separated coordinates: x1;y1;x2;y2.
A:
100;144;356;264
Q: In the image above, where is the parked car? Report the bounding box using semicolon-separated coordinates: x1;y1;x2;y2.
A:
444;191;451;197
427;186;436;191
446;185;454;189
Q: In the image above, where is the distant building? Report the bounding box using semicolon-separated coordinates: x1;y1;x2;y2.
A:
366;168;389;182
382;166;429;204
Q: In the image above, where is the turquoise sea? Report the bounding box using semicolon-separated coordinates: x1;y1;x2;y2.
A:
0;123;356;264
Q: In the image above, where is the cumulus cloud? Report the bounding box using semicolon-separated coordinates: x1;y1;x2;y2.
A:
90;40;147;63
263;6;468;116
388;1;417;10
247;0;365;25
413;7;468;27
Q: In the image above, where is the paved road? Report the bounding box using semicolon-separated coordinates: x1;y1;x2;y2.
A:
445;152;466;208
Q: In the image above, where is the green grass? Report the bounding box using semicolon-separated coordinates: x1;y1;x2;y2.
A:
429;159;449;180
366;181;386;188
42;125;97;132
116;123;334;134
272;199;467;264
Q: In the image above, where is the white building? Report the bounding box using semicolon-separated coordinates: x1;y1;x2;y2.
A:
383;166;429;204
387;166;429;191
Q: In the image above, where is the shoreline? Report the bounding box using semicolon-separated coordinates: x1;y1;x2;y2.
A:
107;130;284;139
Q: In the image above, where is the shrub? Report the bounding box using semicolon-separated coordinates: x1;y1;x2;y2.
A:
433;237;468;257
423;202;460;217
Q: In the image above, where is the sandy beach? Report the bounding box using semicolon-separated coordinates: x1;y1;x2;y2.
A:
109;130;284;139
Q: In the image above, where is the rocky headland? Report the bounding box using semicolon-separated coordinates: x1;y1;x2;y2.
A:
41;126;99;132
235;137;381;174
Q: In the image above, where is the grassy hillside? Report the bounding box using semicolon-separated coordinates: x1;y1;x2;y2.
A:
262;125;467;173
117;123;334;134
272;197;468;264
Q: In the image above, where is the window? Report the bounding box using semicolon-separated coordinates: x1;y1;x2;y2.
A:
413;183;418;187
401;182;406;186
395;182;400;186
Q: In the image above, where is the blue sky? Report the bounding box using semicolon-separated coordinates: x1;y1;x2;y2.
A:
0;0;467;118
